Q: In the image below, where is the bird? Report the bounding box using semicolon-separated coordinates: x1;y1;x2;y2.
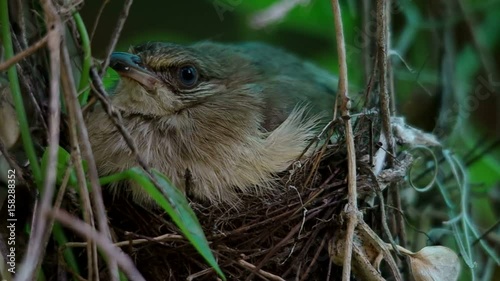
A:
86;41;337;207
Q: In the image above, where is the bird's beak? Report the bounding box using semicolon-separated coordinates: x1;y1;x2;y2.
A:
110;52;161;91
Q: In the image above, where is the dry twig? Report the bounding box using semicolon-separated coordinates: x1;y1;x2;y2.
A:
60;45;100;279
66;233;184;248
90;0;111;42
16;1;62;279
0;35;48;72
238;259;285;281
376;0;407;254
330;1;360;281
50;209;146;281
99;0;133;76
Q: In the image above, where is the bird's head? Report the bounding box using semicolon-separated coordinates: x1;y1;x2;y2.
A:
109;42;262;120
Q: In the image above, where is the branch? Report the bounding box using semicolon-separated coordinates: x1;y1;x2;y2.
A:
60;38;120;281
330;1;360;281
60;44;100;280
0;35;48;72
50;209;146;281
99;0;133;76
16;0;62;278
376;0;407;253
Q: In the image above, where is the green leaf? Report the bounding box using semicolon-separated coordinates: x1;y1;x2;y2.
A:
125;168;226;280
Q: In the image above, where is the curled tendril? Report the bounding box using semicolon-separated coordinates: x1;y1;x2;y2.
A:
407;145;439;192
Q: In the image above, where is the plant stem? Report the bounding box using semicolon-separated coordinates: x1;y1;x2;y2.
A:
0;0;42;184
73;12;91;105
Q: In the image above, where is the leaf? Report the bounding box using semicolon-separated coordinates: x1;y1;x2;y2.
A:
408;246;461;281
126;168;226;280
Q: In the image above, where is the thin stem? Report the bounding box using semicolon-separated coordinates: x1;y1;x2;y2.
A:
99;0;133;77
331;1;359;281
73;12;92;105
15;0;62;278
60;39;119;280
90;0;110;42
50;209;146;281
99;171;129;185
377;0;407;259
0;0;42;184
0;34;48;72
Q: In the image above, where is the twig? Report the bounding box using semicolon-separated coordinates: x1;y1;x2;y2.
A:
464;138;500;166
376;0;407;255
362;166;404;280
66;233;184;248
326;258;333;280
60;51;99;279
15;0;61;278
471;219;500;247
330;1;359;281
209;207;299;239
90;0;110;42
186;268;214;281
0;35;48;72
88;68;142;161
50;209;146;281
99;0;133;77
358;221;402;280
386;1;396;115
52;166;82;277
238;259;285;281
369;169;397;245
362;52;378;108
8;40;49;131
376;0;393;166
362;0;373;86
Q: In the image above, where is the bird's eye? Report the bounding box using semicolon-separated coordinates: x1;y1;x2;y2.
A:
177;65;199;88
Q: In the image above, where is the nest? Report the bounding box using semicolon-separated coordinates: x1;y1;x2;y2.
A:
0;17;413;279
78;114;387;281
0;17;411;279
2;1;487;280
0;2;415;279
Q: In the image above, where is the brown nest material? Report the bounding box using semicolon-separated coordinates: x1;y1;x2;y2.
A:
92;114;387;281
